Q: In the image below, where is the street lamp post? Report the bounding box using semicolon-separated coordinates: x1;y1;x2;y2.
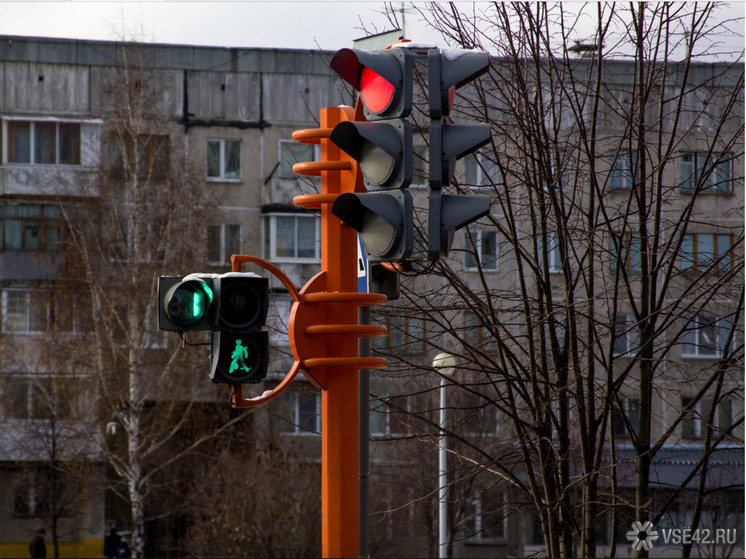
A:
433;352;456;559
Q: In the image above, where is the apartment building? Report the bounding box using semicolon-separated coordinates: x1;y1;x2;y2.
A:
0;34;742;558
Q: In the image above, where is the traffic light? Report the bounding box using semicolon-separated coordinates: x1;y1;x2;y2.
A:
210;274;269;384
158;273;270;385
328;46;415;263
426;48;492;259
158;276;214;331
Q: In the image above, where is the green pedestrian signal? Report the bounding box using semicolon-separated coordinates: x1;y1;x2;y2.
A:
229;339;253;374
211;331;268;384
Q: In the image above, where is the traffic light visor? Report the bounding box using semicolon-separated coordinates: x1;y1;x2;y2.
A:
330;120;412;190
332;191;413;260
165;280;213;327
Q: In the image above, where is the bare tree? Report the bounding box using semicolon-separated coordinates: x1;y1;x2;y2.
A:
367;3;743;558
52;42;253;558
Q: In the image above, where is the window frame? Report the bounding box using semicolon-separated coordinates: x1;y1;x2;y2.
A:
463;227;498;271
2;118;81;166
0;203;67;252
264;213;321;263
374;312;427;353
608;151;638;191
207;223;242;265
682;396;733;440
681;314;734;358
462;149;497;189
681;233;734;272
679;151;733;193
278;139;317;179
612;314;639;357
206;138;241;181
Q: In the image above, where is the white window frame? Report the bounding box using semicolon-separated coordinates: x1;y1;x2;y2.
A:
680;152;733;193
681;315;733;358
540;232;562;274
463;149;497;189
278;140;318;179
463;227;498;271
612;314;639;357
682;396;733;440
286;391;321;435
608;151;637;191
264;213;321;263
206;138;241;181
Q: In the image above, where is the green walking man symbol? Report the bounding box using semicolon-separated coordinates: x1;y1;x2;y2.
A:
229;339;253;374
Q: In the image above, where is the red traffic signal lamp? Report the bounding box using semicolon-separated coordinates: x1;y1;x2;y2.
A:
330;47;413;120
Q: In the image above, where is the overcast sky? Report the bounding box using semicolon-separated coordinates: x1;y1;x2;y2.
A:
0;2;442;50
0;2;743;56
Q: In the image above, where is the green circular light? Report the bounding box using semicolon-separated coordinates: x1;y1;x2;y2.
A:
166;281;213;326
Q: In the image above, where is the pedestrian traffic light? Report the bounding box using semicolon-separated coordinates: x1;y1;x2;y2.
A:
158;276;214;331
158;273;270;384
426;47;493;259
328;45;415;263
210;274;270;385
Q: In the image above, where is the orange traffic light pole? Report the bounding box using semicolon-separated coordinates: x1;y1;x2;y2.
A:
293;105;387;558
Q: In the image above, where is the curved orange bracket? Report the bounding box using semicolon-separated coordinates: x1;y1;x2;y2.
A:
289;271;387;389
228;254;303;408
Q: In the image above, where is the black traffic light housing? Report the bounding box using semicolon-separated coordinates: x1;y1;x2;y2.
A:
158;276;214;331
329;45;416;264
158;273;270;385
331;47;413;120
427;48;493;259
332;190;413;262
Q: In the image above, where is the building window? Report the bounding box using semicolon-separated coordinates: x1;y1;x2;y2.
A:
207;139;241;180
4;120;80;165
464;490;505;540
464;228;498;271
682;396;733;440
264;214;320;262
281;391;321;435
681;233;733;271
278;140;315;178
374;312;426;352
681;315;733;358
464;311;495;352
13;468;74;517
109;134;169;180
609;151;638;190
611;232;641;272
0;203;66;251
463;150;497;188
370;396;411;437
0;289;92;334
539;232;562;274
207;223;241;264
613;314;639;357
611;396;640;439
680;152;732;193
